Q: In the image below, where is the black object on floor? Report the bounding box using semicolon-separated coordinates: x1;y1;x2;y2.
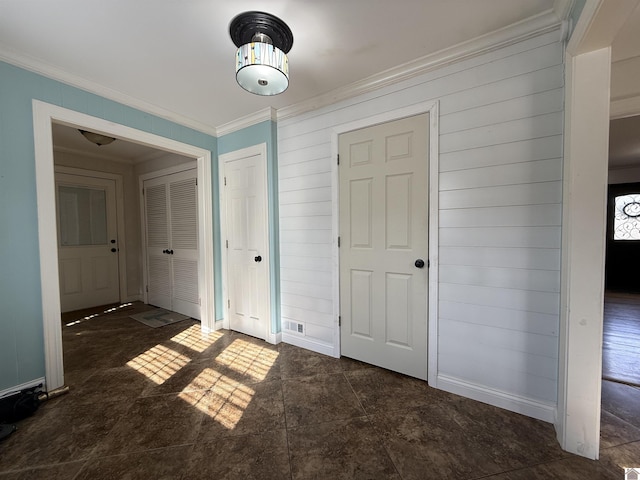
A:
0;424;17;442
0;384;43;423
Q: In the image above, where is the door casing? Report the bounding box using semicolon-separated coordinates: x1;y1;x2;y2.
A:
33;100;215;393
331;100;440;386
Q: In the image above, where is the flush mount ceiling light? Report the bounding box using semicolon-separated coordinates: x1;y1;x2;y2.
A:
229;11;293;96
78;129;116;146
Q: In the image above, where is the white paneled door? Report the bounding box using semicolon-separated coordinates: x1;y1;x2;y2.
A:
221;146;270;341
56;173;119;312
339;114;429;380
144;169;200;319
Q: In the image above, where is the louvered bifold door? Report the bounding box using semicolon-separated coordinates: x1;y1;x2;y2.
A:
169;172;200;320
145;181;172;310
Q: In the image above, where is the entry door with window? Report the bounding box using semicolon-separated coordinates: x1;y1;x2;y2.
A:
56;173;119;312
339;114;429;380
144;169;200;319
606;182;640;292
220;145;270;341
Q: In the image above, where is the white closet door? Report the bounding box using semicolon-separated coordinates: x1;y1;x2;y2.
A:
144;169;200;319
169;174;199;319
339;114;429;380
145;181;171;311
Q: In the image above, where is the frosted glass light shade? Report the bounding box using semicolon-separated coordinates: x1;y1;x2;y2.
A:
236;42;289;95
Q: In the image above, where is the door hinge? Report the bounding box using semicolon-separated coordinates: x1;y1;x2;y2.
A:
226;239;228;248
338;315;341;327
142;188;145;196
337;236;340;248
224;176;227;186
227;299;230;308
337;154;340;165
195;178;198;186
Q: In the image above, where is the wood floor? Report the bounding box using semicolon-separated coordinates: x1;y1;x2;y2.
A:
603;293;640;386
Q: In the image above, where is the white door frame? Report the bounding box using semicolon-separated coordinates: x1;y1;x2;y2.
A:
33;100;215;392
138;163;198;310
331;100;440;385
55;166;129;304
218;143;273;343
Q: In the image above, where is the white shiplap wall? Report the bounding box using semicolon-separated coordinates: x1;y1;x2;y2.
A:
278;29;563;417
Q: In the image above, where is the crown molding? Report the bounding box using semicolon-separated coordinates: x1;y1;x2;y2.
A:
277;10;562;121
553;0;575;21
0;47;218;137
215;107;277;137
610;94;640;119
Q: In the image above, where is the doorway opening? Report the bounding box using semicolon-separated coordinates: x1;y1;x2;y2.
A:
33;100;215;392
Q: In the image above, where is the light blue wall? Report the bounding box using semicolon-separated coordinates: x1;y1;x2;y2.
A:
0;61;219;392
218;121;282;335
568;0;587;39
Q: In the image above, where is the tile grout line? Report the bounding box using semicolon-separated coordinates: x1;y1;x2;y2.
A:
279;377;295;480
342;370;406;480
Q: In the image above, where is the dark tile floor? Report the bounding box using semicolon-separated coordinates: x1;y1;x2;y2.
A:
0;302;639;479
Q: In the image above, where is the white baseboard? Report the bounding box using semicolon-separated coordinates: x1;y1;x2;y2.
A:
0;378;46;400
435;374;557;423
268;331;282;345
282;333;334;357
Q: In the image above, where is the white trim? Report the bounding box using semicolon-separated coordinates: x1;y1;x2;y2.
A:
330;100;440;376
282;333;334;357
54;166;129;304
437;374;557;423
138;162;198;310
269;331;283;345
0;378;46;400
553;0;575;21
218;143;272;342
277;12;561;121
33;100;215;392
216;107;276;137
2;51;217;137
610;94;640;119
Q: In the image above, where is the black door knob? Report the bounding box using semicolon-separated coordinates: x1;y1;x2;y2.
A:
169;249;174;255
254;255;262;262
111;248;117;253
110;239;116;244
415;259;425;268
162;249;168;254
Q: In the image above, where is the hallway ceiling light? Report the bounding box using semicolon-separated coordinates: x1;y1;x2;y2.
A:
229;11;293;96
78;129;116;146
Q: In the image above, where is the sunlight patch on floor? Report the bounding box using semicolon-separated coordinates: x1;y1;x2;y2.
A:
65;302;133;327
215;338;279;382
170;325;223;353
202;372;255;429
126;344;190;385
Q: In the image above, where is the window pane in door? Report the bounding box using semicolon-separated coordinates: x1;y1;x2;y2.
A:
58;186;108;246
614;194;640;240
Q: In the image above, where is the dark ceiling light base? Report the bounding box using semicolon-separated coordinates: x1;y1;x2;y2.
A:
78;129;116;146
229;11;294;96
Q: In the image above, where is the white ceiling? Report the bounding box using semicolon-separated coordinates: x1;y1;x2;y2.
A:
52;123;170;164
3;0;638;168
0;0;558;131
